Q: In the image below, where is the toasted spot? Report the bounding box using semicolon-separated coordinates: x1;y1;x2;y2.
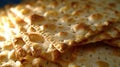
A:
13;37;25;46
44;10;58;18
73;23;89;32
8;50;16;60
34;5;46;13
0;35;5;41
72;10;86;16
48;1;58;8
88;13;103;21
114;11;120;17
30;45;41;57
59;6;70;13
0;53;7;62
96;61;109;67
56;32;68;37
71;1;79;8
60;16;75;25
40;23;57;31
28;33;44;43
79;59;87;63
15;5;24;10
21;8;31;15
2;42;13;50
60;15;70;22
30;14;45;24
108;3;116;7
7;21;15;28
27;26;36;32
15;17;27;26
15;46;26;60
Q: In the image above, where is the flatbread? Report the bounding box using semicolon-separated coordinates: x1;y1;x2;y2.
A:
104;38;120;47
4;8;60;61
0;9;61;67
0;8;13;43
0;40;61;67
57;42;120;67
10;0;120;52
0;9;5;42
79;22;120;45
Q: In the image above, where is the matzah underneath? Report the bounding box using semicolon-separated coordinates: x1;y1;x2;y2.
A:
57;42;120;67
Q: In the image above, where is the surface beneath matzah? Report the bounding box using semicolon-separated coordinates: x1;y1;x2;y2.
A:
10;0;120;52
57;42;120;67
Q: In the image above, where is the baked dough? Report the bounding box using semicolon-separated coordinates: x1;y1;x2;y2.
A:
10;0;120;52
4;8;60;61
0;10;61;67
57;42;120;67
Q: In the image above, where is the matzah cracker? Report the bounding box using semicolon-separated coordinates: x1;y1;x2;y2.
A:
57;42;120;67
0;9;13;42
5;9;60;61
0;9;61;67
10;0;120;52
79;22;120;45
0;40;61;67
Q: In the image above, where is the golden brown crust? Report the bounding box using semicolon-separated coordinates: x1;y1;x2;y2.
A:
0;10;60;67
79;21;120;45
10;0;120;52
3;8;60;61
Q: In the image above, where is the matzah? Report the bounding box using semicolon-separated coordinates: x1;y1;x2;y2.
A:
4;9;60;61
0;41;61;67
10;0;120;52
0;9;13;42
79;22;120;45
0;10;61;67
57;42;120;67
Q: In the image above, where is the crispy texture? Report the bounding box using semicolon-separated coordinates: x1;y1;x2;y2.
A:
0;41;61;67
57;42;120;67
79;22;120;45
0;8;14;43
4;9;60;61
0;9;5;40
10;0;120;52
0;9;61;67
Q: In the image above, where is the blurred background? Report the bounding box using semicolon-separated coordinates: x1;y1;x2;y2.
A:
0;0;22;8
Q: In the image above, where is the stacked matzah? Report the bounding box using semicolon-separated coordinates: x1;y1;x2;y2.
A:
0;0;120;67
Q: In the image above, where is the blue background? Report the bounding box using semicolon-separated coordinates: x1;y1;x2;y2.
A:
0;0;22;8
